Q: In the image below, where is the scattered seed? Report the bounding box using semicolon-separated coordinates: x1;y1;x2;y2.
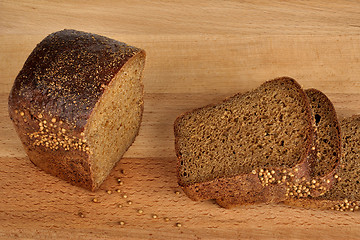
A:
119;221;125;226
123;194;128;199
175;223;182;227
164;217;170;222
175;191;180;195
107;190;112;194
137;209;143;214
118;204;123;208
127;201;132;205
78;212;85;218
92;198;98;203
51;118;56;123
152;214;158;219
116;189;121;193
20;111;24;116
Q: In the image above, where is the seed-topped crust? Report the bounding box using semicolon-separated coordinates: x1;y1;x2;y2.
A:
9;29;141;130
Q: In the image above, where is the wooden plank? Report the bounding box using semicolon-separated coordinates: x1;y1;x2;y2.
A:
1;0;360;36
1;1;360;239
2;34;360;95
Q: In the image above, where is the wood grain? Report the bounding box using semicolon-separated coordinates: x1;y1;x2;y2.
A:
1;1;360;239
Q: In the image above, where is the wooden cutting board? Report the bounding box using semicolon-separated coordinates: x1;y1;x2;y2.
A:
1;1;360;239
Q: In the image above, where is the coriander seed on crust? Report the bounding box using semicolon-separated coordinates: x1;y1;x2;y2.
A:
8;29;146;191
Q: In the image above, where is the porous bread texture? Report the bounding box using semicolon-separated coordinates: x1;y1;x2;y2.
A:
85;56;144;188
279;89;341;200
305;89;340;179
8;29;146;191
284;115;360;212
174;77;314;206
328;115;360;202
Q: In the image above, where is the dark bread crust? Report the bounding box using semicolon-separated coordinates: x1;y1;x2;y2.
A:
8;29;145;190
174;77;314;207
188;159;310;208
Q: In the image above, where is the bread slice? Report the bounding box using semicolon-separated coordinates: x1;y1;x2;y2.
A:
218;88;342;207
302;89;341;197
174;77;314;207
216;88;341;207
8;29;146;191
285;115;360;211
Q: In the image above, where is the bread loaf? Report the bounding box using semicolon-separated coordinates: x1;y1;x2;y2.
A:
174;77;314;207
8;29;146;191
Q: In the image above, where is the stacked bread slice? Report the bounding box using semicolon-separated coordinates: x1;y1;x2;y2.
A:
217;87;342;208
174;77;358;210
285;115;360;211
175;77;315;206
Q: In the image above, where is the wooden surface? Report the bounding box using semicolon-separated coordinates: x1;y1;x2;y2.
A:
1;1;360;239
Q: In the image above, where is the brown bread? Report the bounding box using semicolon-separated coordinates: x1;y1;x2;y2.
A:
174;77;314;207
285;115;360;211
8;29;146;191
304;89;341;197
217;88;342;206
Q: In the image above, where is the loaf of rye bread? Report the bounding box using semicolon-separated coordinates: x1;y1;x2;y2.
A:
8;29;146;191
284;115;360;211
174;77;315;206
216;88;342;207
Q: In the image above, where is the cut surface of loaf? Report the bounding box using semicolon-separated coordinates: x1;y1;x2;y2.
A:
174;77;314;206
284;115;360;211
8;29;146;191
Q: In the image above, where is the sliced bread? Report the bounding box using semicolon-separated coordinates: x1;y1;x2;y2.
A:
217;88;342;207
285;89;341;199
174;77;314;206
305;89;341;181
285;115;360;211
8;29;146;190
